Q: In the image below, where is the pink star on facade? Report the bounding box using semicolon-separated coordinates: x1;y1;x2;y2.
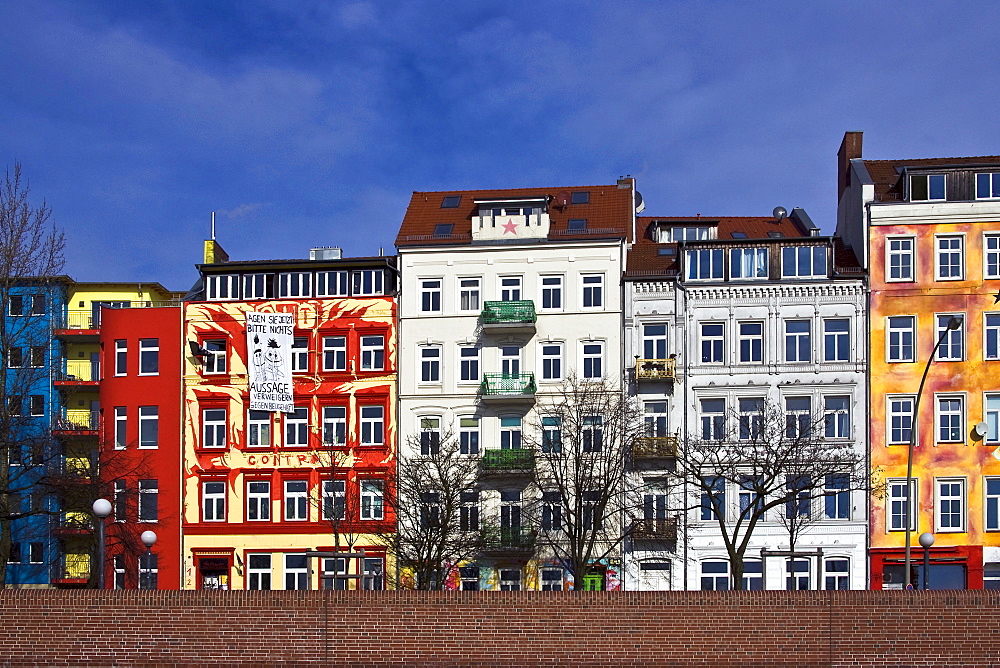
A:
502;219;518;235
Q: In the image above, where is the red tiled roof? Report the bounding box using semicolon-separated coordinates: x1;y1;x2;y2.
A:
863;156;1000;201
395;184;635;247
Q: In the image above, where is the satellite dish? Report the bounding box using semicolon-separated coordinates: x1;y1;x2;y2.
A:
635;191;645;214
555;191;570;208
973;422;989;438
772;206;787;221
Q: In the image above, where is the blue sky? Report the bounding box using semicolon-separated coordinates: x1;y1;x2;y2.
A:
2;1;999;290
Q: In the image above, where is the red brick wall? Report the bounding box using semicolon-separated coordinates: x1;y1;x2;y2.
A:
1;589;998;666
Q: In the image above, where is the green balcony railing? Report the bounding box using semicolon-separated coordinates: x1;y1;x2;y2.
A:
482;448;535;472
480;527;536;553
480;372;536;397
481;300;537;325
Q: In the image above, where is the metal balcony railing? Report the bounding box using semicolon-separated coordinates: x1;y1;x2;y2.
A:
50;553;91;584
480;528;536;554
481;448;535;472
54;411;99;432
631;518;678;542
635;358;677;381
479;373;536;398
633;435;679;459
481;300;536;325
56;302;181;329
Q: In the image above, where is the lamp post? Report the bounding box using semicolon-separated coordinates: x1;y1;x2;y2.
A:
140;530;157;590
92;499;112;589
918;532;935;590
904;316;962;588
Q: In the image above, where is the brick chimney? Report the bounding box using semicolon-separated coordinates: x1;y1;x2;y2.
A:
838;131;863;200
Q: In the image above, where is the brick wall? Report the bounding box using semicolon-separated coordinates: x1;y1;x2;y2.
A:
1;589;998;666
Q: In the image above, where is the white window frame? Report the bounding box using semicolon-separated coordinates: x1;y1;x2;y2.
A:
685;248;724;280
976;172;1000;200
242;273;275;300
322;335;347;372
700;560;729;590
279;272;312;298
935;313;965;361
823;318;850;363
781;245;827;279
284;480;309;521
499;345;520;376
887;395;915;445
419;345;442;383
935;234;964;281
540;275;563;311
700;398;726;440
987;313;1000;361
284;554;308;590
351;269;383;296
420;278;442;314
823;395;851;439
360;335;384;371
641;323;668;360
206;274;238;301
885;236;915;282
114;406;127;450
419;416;441;456
247;410;271;448
581;341;604;379
316;271;349;297
360;479;384;520
985;234;1000;279
935;477;966;533
247;480;271;521
499;415;522;449
784;319;812;363
498;276;522;301
737;321;763;363
291;336;309;373
887;316;916;363
360;405;384;445
322;406;347;446
986;394;1000;444
985;477;1000;531
138;338;159;376
459;416;480;455
458;277;481;313
284;407;309;448
887;478;917;532
247;554;272;590
700;322;725;364
322;479;346;521
114;339;127;376
729;247;768;280
824;558;850;590
784;396;811;439
935;394;965;443
138;479;158;523
824;474;850;520
138;406;158;449
203;339;227;375
910;173;946;202
458;346;479;384
202;408;227;449
581;274;604;309
202;481;226;522
540;341;563;381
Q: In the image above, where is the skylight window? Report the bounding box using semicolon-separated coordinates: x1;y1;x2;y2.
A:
768;231;784;238
657;247;676;256
567;219;587;231
441;195;462;208
433;224;454;236
730;231;747;239
571;191;590;204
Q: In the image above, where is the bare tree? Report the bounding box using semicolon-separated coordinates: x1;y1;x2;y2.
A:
0;163;65;586
675;398;866;590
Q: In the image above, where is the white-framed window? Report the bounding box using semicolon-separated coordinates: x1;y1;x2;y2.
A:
420;345;441;383
138;406;158;448
824;558;850;590
458;277;481;312
500;345;520;376
642;324;668;360
360;480;384;520
686;248;724;280
541;568;564;591
138;338;159;375
581;274;603;308
499;568;521;591
700;477;725;521
581;341;603;379
322;335;347;372
936;395;964;443
138;479;158;522
499;276;521;301
420;279;442;313
114;407;127;450
248;410;271;448
284;554;308;590
459;566;479;591
203;339;227;374
459;416;480;455
936;314;965;360
291;336;308;373
203;481;226;522
786;559;811;590
5;347;21;368
936;478;966;532
541;415;562;453
742;560;763;591
360;335;384;371
886;237;915;282
887;316;915;363
420;416;441;456
458;346;479;383
784;397;811;439
114;480;127;521
113;554;125;590
643;401;668;437
202;408;226;449
316;270;349;297
936;235;964;280
138;553;158;590
738;321;762;363
985;477;1000;531
785;475;812;520
28;346;44;368
322;479;346;521
976;172;1000;200
460;491;479;531
670;226;710;241
910;173;946;201
499;415;522;449
540;342;563;381
114;339;127;376
700;560;729;590
987;563;1000;590
362;557;384;590
700;398;725;440
279;272;312;298
284;407;309;447
284;481;308;521
823;319;850;362
28;394;43;417
206;274;238;300
360;405;384;445
784;320;811;363
987;314;1000;360
888;478;917;531
701;323;724;364
247;480;271;521
352;269;384;296
730;247;768;279
582;415;603;453
887;395;915;445
247;554;271;590
824;474;850;520
322;406;346;446
983;234;1000;280
781;245;827;278
541;275;563;310
986;394;1000;444
738;397;764;440
242;273;275;300
823;395;851;439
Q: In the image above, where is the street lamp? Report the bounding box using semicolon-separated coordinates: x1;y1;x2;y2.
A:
918;532;935;590
904;316;962;588
92;498;112;589
140;530;157;590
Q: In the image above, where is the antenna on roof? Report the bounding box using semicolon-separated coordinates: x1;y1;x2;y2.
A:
211;212;216;240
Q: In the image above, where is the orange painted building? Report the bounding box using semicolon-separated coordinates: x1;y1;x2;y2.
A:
837;132;1000;588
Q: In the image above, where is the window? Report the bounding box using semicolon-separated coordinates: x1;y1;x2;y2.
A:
784;397;811;439
986;395;1000;444
936;478;966;532
460;566;479;591
203;339;227;374
280;335;305;374
700;561;729;590
420;279;442;313
285;407;309;447
936;314;965;360
571;191;589;204
823;319;850;362
824;396;851;439
114;407;127;449
6;395;21;417
322;479;345;521
460;491;479;531
459;278;480;312
738;475;763;516
459;417;480;455
643;401;668;437
785;476;811;519
886;237;914;282
420;346;441;383
138;406;158;448
114;340;127;376
669;226;711;241
730;247;768;279
247;554;272;590
824;558;850;590
784;320;811;362
986;478;1000;531
114;480;126;521
541;491;562;532
986;235;1000;279
5;346;22;368
203;481;226;522
316;270;349;297
202;408;227;449
888;396;915;445
500;345;520;376
138;552;158;590
279;272;312;298
936;235;964;280
360;406;384;445
206;274;238;300
540;343;562;380
541;415;561;453
887;316;916;362
581;341;603;379
420;417;441;456
284;481;308;521
28;346;44;368
738;322;763;363
360;335;384;371
362;557;384;590
28;395;43;417
138;339;158;375
700;477;725;521
541;568;564;591
743;560;763;591
459;346;479;383
782;246;827;278
433;223;453;236
499;276;521;301
582;416;603;453
700;398;725;440
247;410;271;448
541;276;562;310
738;398;764;440
138;479;158;522
247;481;271;521
888;479;917;531
499;415;522;449
420;492;440;528
320;336;346;372
243;273;275;300
352;269;384;296
786;559;810;590
112;554;124;589
31;294;45;315
936;395;964;442
987;314;1000;360
701;323;724;363
582;274;603;308
360;480;384;520
441;194;461;208
322;406;346;446
685;248;724;280
641;324;668;360
977;172;1000;200
499;568;521;591
910;173;946;201
284;554;308;590
6;543;20;564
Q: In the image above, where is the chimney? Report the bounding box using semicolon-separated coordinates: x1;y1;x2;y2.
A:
838;131;863;200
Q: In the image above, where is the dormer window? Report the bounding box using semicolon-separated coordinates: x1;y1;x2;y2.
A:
441;195;462;208
670;226;711;242
782;246;827;279
977;173;1000;200
657;247;675;256
571;191;590;204
910;173;946;201
567;219;587;231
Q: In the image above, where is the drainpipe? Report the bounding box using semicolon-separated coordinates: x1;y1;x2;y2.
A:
675;271;690;590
